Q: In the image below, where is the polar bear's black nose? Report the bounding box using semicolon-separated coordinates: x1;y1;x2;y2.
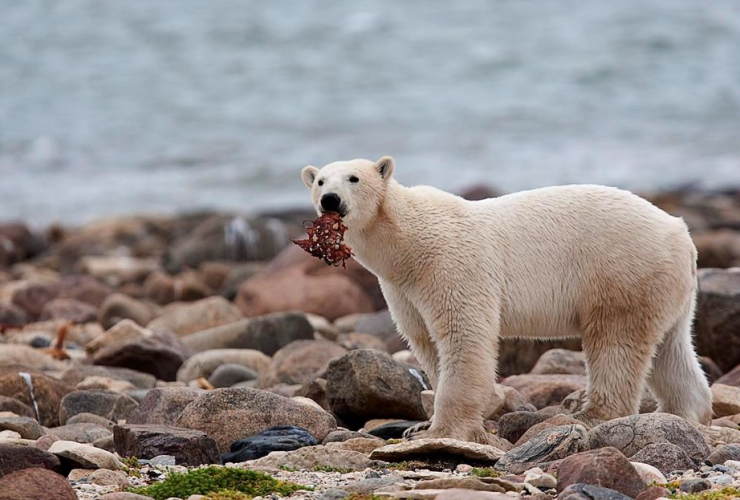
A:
321;193;341;212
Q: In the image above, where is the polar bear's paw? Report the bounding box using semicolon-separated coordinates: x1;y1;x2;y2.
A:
571;409;609;428
402;420;432;439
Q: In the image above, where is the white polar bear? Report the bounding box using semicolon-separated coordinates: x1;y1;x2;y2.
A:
301;156;712;444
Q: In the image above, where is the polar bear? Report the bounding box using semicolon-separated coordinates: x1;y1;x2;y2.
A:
301;156;712;443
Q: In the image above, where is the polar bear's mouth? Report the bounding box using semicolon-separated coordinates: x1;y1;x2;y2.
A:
320;208;348;218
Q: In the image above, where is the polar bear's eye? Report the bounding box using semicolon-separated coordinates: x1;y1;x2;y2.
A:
317;180;324;186
349;175;360;183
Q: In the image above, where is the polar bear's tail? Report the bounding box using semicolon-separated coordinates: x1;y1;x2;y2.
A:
647;290;713;425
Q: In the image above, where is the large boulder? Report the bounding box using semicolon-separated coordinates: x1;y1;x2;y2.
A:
325;349;429;429
0;468;76;500
501;374;586;409
127;387;204;425
587;413;710;460
176;387;336;452
58;390;139;425
236;266;374;321
176;349;270;383
182;312;315;354
113;424;221;466
147;296;243;337
261;340;347;388
0;443;60;477
0;368;74;426
694;268;740;372
556;447;646;498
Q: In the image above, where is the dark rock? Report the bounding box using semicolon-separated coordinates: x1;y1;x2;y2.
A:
679;478;711;494
326;349;429;429
58;390;139;425
367;421;424;440
261;340;347;388
127;387;203;425
92;332;188;381
182;311;315;355
61;366;156;390
0;443;60;477
556;447;646;498
495;424;588;474
29;336;51;348
586;413;710;461
38;298;98;323
706;444;740;465
0;223;45;267
0;395;35;419
0;303;29;328
208;363;258;388
502;374;586;409
0;415;44;439
114;424;221;466
221;426;318;462
0;468;76;500
0;370;74;427
47;423;112;443
695;268;740;372
630;442;697;475
97;293;157;330
176;387;336;452
558;483;633;500
497;407;563;444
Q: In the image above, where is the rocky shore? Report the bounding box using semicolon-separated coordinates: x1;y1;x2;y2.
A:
1;187;740;500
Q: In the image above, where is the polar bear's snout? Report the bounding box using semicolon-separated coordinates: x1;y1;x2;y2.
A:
320;193;344;215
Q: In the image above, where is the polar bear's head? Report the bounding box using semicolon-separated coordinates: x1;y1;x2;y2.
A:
301;156;395;230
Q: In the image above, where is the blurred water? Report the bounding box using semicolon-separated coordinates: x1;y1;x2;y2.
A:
1;0;739;225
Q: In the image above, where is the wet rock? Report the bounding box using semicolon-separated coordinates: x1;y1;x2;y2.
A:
695;268;740;372
716;363;740;387
326;349;429;429
530;349;586;375
48;440;123;470
236;266;374;321
221;426;318;462
370;438;505;463
113;424;220;466
182;312;315;355
706;444;740;465
92;331;189;381
176;387;336;452
261;340;347;388
556;447;646;497
587;413;710;460
66;413;116;429
559;483;633;500
0;396;34;419
58;390;139;425
502;374;586;409
97;293;158;330
147;296;243;337
0;369;74;426
497;407;563;444
711;384;740;418
0;303;29;328
248;445;379;471
629;442;697;475
208;363;258;388
176;348;270;383
47;423;112;443
495;425;589;474
0;468;76;500
38;298;98;323
515;415;587;447
0;443;60;477
127;387;204;425
60;365;156;390
0;416;44;439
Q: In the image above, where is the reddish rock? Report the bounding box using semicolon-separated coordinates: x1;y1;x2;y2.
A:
502;374;586;409
39;298;98;323
556;447;646;498
0;468;76;500
261;340;347;388
11;281;63;319
0;443;60;477
0;369;74;427
716;363;740;387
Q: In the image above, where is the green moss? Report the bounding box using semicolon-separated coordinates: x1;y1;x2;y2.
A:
313;465;353;473
121;456;140;468
278;465;299;472
470;467;502;478
204;491;252;500
345;494;385;500
670;487;740;500
129;466;305;500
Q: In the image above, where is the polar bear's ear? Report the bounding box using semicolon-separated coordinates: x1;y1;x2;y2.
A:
301;165;319;189
376;156;395;180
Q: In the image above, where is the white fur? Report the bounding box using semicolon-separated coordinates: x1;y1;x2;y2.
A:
302;157;712;443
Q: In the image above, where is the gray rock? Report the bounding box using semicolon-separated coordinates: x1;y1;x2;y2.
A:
208;363;258;388
261;340;347;388
630;442;697;475
706;444;740;465
127;387;203;425
495;424;588;474
317;489;350;500
92;331;189;382
113;424;221;466
587;413;710;461
559;483;633;500
0;416;44;439
60;366;156;390
66;412;116;429
679;478;711;494
149;455;176;466
176;349;269;383
47;423;112;444
58;390;139;425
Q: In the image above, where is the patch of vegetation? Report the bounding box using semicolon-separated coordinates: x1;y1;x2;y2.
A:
470;467;502;478
204;491;252;500
129;466;305;500
345;494;385;500
278;465;299;472
670;487;740;500
120;456;140;468
313;465;353;473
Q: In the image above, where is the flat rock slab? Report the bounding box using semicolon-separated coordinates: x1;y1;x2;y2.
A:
247;445;381;470
369;438;505;463
48;440;123;470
